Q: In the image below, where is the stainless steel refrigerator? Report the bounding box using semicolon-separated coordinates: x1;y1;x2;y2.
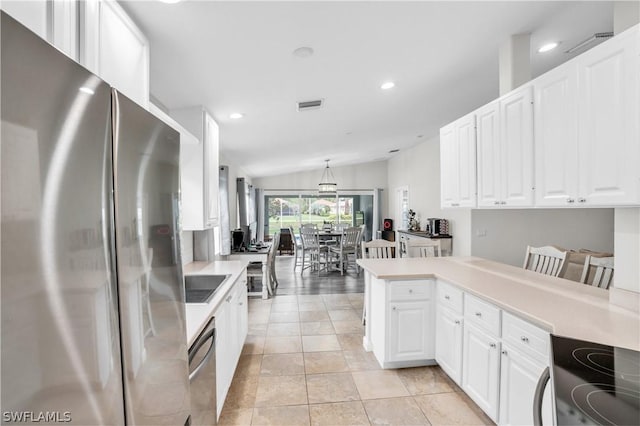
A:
1;12;191;425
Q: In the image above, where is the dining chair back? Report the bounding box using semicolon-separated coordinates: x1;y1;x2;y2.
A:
300;226;328;276
522;245;568;277
579;256;614;289
247;232;280;296
334;223;349;232
361;239;396;259
407;239;442;258
329;226;362;275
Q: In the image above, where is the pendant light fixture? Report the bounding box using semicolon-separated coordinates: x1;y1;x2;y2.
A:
318;159;337;195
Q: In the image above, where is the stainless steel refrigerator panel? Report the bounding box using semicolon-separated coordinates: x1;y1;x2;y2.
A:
111;90;191;425
1;12;125;424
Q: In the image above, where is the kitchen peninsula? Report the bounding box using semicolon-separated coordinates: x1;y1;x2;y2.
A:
357;256;640;424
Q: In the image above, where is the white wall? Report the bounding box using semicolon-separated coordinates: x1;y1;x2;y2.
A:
252;160;388;191
471;209;614;267
387;136;472;256
614;208;640;294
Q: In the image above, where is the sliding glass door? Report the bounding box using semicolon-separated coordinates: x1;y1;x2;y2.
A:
264;191;375;240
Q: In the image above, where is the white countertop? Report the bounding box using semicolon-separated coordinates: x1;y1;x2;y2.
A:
183;260;248;347
356;256;640;351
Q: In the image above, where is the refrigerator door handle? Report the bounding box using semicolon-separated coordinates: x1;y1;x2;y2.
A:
188;328;216;382
533;366;550;426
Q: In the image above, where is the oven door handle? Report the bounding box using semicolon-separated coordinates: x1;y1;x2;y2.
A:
533;366;550;426
188;328;215;382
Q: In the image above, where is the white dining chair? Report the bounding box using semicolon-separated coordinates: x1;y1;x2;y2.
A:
522;245;568;277
406;239;442;258
300;226;329;276
361;239;396;259
580;256;614;289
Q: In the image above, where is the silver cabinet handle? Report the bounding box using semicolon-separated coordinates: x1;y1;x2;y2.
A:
475;312;482;317
392;306;397;311
409;289;413;294
566;198;575;204
500;201;507;205
188;328;216;382
578;198;586;203
521;336;529;343
502;350;508;355
444;295;450;300
226;295;232;302
489;343;496;348
533;367;550;426
454;320;461;325
494;201;500;205
451;203;460;207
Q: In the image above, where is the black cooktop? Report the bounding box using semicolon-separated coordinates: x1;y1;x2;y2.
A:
551;335;640;426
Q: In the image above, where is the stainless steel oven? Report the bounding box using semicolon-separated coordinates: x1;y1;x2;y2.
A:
188;317;217;425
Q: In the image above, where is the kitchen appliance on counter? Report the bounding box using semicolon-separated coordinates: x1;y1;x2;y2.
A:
427;218;449;236
535;335;640;426
1;13;190;424
188;317;217;425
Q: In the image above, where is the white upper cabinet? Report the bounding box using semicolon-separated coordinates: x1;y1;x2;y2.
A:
534;25;639;206
500;87;534;206
534;63;579;206
2;0;78;60
80;0;149;108
440;112;476;208
172;107;220;230
476;102;501;207
478;86;534;208
577;26;639;205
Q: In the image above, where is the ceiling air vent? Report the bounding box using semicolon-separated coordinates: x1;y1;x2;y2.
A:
297;99;323;111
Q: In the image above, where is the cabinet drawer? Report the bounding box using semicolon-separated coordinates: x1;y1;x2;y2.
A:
502;312;549;364
436;281;463;314
464;294;501;336
389;280;432;301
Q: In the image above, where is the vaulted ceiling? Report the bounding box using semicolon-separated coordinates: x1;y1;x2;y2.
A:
121;1;612;177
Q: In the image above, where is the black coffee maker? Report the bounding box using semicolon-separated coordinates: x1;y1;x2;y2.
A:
232;229;244;251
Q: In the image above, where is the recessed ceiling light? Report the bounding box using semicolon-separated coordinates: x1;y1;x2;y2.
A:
389;149;400;153
380;81;395;90
417;134;424;138
229;113;244;119
293;47;314;58
538;42;559;53
79;87;94;95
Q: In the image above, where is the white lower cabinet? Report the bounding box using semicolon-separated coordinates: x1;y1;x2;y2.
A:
435;305;463;385
388;300;433;362
370;279;435;368
434;281;554;425
462;322;501;422
499;344;553;426
215;270;248;418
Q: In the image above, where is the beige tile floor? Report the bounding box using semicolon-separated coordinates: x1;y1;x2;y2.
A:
219;293;494;426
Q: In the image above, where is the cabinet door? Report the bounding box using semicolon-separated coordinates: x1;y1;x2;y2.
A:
388;300;433;362
215;297;232;418
476;102;501;207
204;113;220;227
435;306;463;385
500;87;534;207
456;114;477;208
96;0;149;108
2;0;77;59
499;345;552;426
462;323;500;421
534;64;579;206
440;124;458;208
577;28;640;205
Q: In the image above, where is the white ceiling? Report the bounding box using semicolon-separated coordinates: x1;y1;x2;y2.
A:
120;1;613;178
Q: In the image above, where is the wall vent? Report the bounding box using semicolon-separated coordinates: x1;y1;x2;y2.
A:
297;99;323;111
